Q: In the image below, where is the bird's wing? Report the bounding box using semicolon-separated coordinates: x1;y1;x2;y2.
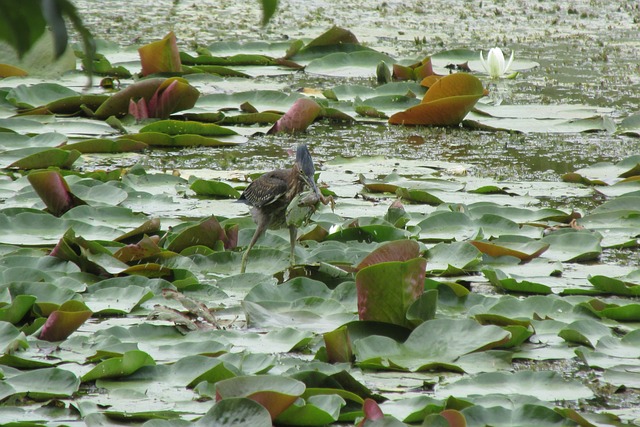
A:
239;170;289;207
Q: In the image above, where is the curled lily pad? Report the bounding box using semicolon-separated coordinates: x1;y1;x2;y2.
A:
81;350;156;382
27;170;86;216
215;375;306;420
5;147;81;170
470;236;549;261
94;77;199;119
139;31;181;76
39;300;92;342
389;73;484;126
268;98;322;134
356;255;425;327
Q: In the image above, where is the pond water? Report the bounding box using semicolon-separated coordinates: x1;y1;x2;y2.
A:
73;0;639;180
3;1;637;424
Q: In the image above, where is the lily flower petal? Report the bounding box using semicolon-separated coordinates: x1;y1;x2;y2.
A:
480;47;514;79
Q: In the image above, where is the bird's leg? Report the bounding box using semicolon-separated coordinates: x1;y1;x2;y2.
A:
240;223;266;274
288;224;297;266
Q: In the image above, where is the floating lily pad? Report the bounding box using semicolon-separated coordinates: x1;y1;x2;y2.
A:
471;236;549;261
215;375;306;420
354;318;510;372
436;370;593;401
389;73;484;126
306;51;395;78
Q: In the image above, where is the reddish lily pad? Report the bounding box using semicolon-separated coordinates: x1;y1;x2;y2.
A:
39;300;92;342
94;77;199;119
356;239;420;270
389;73;484;126
27;170;86;216
268;98;322;134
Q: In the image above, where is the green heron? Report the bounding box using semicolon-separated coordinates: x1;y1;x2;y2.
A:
239;144;327;273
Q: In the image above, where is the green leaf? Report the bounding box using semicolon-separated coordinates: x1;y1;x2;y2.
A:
5;367;80;400
84;285;154;315
261;0;278;26
0;0;46;59
196;397;272;427
483;269;552;295
306;51;395;78
81;350;156;382
541;230;602;262
6;83;77;109
0;294;36;324
0;321;28;353
276;394;345;425
462;403;572;427
353;318;510;372
436;371;593;401
140;119;237;136
165;216;229;252
356;257;426;327
425;242;482;276
190;179;241;199
6;147;81;169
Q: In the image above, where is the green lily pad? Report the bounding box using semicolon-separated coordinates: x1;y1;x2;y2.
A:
306;51;395;78
541;230;602;262
6;83;78;109
483;269;552;295
4;367;80;400
435;370;594;401
353;318;510;372
196;397;272;427
356;257;426;327
425;241;482;276
140;119;237;136
81;350;156;382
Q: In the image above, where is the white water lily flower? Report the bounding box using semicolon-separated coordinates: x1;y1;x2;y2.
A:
480;47;514;79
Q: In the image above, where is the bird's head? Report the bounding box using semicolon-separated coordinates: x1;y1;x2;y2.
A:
295;144;321;196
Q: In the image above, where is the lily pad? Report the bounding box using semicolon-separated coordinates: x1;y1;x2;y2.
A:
306;51;395;78
435;370;594;401
389;73;484;126
215;375;306;420
353;318;510;372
